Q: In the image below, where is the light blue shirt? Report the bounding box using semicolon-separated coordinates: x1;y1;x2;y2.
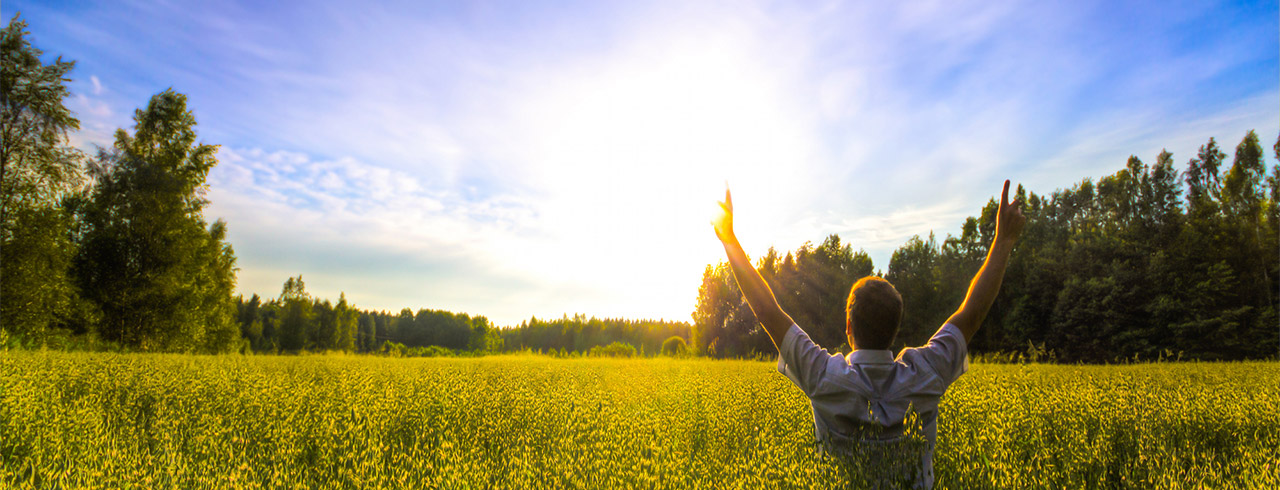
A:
777;323;969;488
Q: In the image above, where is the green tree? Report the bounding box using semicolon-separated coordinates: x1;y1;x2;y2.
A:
1146;149;1183;245
311;299;336;350
392;308;414;345
236;294;264;349
372;313;390;350
1268;134;1280;309
467;315;492;351
1;207;80;343
1185;138;1226;218
692;259;770;357
334;293;357;352
661;336;688;356
0;15;86;343
887;233;942;348
0;14;81;229
692;262;737;356
1221;131;1269;305
74;90;237;352
480;322;505;353
355;312;370;351
277;275;312;352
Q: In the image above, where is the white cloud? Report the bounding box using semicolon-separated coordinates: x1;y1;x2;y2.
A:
207;147;548;322
66;92;118;150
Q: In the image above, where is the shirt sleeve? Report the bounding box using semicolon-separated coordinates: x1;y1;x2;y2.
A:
914;323;969;384
776;324;833;397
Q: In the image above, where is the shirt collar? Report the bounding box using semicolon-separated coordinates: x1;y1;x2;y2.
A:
846;349;895;365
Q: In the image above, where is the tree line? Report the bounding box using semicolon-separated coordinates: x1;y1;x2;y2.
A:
232;276;691;357
499;314;691;357
233;275;498;355
695;131;1279;362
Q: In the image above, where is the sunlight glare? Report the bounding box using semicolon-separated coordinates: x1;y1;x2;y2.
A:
501;37;820;321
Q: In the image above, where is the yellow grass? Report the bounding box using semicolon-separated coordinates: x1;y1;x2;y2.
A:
1;352;1276;489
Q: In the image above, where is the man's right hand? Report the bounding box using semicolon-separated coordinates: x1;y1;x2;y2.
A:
712;186;735;243
995;180;1026;247
946;179;1026;342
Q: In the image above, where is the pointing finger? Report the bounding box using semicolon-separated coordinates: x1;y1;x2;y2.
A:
1001;180;1010;207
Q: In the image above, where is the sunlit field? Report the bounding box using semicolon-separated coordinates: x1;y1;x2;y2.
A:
2;353;1276;489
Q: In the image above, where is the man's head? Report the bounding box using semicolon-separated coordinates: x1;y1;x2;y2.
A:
845;276;903;350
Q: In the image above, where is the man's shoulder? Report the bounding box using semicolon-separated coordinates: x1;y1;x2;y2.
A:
895;324;968;382
899;324;966;353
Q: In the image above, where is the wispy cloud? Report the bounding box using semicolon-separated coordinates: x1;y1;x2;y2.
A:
207;147;545;319
66;91;117;151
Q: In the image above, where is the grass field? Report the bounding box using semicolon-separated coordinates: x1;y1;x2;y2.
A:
1;352;1277;489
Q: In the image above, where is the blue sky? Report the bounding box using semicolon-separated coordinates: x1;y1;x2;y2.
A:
9;0;1277;326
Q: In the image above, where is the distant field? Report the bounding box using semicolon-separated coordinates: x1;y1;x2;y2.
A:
1;353;1276;489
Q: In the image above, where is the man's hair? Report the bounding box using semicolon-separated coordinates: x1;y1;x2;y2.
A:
846;276;903;350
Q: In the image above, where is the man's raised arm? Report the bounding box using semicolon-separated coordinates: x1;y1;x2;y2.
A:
946;180;1027;342
712;187;795;351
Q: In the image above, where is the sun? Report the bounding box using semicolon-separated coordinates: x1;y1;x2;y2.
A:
498;40;821;320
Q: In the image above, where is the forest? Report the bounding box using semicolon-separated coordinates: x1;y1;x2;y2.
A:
696;133;1279;362
2;15;1276;361
232;276;690;357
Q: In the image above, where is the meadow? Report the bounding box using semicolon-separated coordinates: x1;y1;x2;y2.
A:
1;352;1276;489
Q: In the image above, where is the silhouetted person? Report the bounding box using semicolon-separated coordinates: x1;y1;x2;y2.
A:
712;180;1026;488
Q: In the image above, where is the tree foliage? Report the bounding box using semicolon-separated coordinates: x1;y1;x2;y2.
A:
695;235;874;357
661;336;689;357
234;275;520;355
73;89;237;352
234;285;694;357
503;313;689;356
0;14;82;220
0;14;86;343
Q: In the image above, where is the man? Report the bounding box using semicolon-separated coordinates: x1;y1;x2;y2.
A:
711;180;1026;488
